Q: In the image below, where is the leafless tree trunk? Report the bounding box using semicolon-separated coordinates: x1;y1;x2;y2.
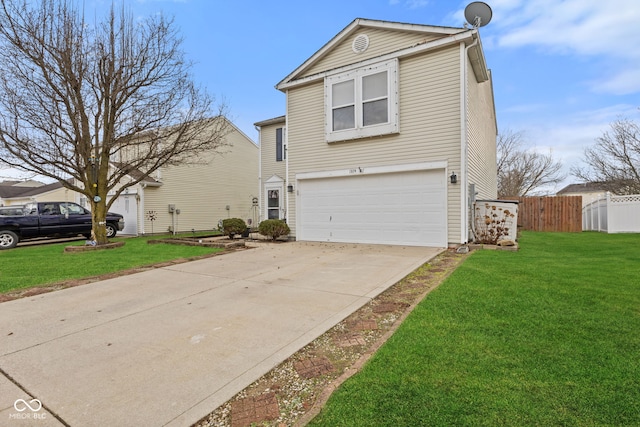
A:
497;129;565;198
572;116;640;195
0;0;229;244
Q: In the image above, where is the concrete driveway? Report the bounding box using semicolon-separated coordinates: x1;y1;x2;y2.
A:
0;241;441;426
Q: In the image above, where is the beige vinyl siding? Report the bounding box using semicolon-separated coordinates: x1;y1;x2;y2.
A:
303;28;443;78
258;120;286;223
35;187;79;204
288;45;463;244
7;186;79;206
142;126;258;234
259;122;286;182
466;59;497;200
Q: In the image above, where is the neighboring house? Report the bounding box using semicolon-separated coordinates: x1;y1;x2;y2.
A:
2;119;258;236
255;18;497;247
109;118;259;235
557;183;608;207
0;180;78;206
0;179;44;189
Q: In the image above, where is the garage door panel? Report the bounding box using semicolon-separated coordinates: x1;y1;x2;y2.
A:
298;169;446;247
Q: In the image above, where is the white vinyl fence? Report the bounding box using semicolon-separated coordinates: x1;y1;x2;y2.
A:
583;193;640;233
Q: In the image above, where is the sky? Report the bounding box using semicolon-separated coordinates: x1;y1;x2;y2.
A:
2;0;639;193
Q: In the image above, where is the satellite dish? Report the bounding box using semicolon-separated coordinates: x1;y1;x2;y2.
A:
464;2;493;28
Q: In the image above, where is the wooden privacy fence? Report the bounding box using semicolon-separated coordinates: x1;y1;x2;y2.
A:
516;196;583;232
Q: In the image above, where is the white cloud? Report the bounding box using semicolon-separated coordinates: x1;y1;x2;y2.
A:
0;168;39;182
570;104;639;124
502;105;636;166
592;68;640;96
501;103;548;114
407;0;429;8
514;104;639;187
493;0;640;60
475;0;640;97
389;0;429;9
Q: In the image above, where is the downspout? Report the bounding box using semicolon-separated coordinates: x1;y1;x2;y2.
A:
461;34;479;244
284;90;290;224
139;183;146;236
256;125;263;224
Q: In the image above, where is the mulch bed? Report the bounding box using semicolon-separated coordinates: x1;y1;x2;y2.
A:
63;241;126;252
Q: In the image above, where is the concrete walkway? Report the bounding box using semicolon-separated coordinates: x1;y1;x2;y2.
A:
0;241;441;427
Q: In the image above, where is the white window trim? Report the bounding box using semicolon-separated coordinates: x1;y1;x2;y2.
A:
324;58;399;143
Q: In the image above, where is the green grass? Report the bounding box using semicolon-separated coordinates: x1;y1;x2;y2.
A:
309;232;640;427
0;233;223;293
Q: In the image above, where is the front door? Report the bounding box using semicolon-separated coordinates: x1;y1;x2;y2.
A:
267;188;282;219
264;176;285;221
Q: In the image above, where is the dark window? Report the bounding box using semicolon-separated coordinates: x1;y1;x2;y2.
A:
41;203;60;215
276;127;284;162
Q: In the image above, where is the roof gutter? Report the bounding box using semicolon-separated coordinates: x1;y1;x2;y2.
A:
466;31;489;82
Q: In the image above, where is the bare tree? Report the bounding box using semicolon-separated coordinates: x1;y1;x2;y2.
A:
497;129;565;198
572;116;640;194
0;0;229;244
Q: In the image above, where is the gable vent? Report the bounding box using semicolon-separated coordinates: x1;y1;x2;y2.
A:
352;34;370;54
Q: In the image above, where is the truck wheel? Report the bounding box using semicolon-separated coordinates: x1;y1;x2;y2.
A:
0;230;19;250
106;223;117;238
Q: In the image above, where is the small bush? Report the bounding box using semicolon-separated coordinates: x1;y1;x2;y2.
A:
258;219;290;240
222;218;247;239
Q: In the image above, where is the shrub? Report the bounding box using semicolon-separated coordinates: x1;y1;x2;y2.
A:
221;218;247;239
258;219;290;240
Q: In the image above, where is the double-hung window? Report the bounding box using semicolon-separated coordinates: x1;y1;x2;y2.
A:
325;59;398;142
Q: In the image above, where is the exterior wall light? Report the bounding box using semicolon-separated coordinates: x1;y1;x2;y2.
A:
287;184;294;193
450;171;457;184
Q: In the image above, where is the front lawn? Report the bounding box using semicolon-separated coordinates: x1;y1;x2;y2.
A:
309;232;640;426
0;234;223;294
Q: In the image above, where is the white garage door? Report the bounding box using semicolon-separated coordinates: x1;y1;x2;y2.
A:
297;168;447;247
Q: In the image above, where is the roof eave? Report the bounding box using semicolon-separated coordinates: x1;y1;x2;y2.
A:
277;30;477;91
254;115;286;127
276;18;468;91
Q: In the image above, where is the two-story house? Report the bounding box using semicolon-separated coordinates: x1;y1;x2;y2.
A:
256;18;497;247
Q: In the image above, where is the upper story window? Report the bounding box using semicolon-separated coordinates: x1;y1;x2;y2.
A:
325;59;398;143
276;127;285;162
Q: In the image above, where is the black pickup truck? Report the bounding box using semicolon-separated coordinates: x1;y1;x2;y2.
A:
0;201;124;249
